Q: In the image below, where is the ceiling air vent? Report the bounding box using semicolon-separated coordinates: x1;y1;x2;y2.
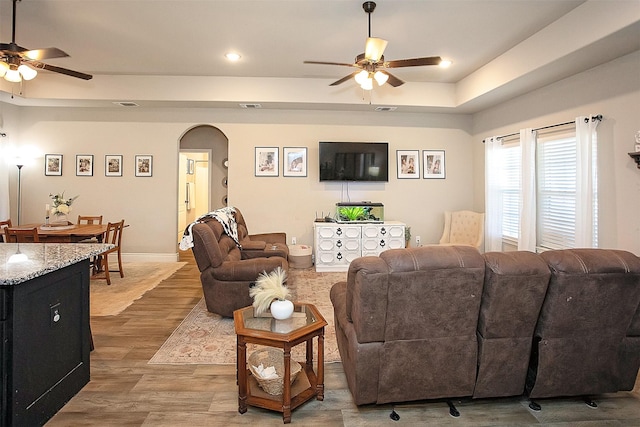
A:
113;101;139;107
239;103;262;109
375;106;397;112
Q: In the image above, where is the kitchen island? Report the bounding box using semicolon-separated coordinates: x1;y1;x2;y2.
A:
0;243;111;427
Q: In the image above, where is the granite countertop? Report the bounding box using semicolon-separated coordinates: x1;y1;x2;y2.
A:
0;243;114;286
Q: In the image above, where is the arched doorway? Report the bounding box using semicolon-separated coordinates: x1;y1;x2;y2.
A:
177;125;228;242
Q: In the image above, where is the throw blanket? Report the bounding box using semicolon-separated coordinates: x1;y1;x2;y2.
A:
179;207;242;251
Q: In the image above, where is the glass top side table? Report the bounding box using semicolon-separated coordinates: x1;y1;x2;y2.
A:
234;303;327;424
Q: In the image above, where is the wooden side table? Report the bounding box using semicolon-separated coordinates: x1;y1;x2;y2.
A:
234;303;327;424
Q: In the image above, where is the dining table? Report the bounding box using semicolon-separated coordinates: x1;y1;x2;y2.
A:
12;223;108;243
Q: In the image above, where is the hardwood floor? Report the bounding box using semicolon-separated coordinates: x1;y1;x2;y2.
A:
47;251;640;426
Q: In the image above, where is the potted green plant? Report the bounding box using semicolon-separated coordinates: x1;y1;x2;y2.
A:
405;226;411;247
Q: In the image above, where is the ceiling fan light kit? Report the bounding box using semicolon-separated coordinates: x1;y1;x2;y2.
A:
0;0;92;83
304;1;446;91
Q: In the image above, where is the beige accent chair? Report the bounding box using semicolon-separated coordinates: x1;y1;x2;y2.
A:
439;210;484;251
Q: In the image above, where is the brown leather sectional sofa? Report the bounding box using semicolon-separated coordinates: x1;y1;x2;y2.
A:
190;209;289;317
330;245;640;407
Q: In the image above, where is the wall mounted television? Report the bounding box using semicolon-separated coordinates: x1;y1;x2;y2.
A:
319;141;389;182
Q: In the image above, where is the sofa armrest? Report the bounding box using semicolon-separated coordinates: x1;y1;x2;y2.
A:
249;232;287;245
347;256;390;343
241;240;267;250
209;257;288;282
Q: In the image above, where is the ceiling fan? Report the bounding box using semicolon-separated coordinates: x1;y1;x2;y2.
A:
0;0;92;83
304;1;446;90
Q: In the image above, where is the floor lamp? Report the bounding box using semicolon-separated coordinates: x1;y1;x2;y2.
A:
16;163;23;225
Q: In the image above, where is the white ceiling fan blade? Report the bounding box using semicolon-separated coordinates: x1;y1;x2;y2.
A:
365;37;388;61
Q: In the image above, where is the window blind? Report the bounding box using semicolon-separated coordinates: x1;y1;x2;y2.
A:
537;132;576;250
501;144;521;240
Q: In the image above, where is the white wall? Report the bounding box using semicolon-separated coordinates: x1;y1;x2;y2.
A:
472;51;640;254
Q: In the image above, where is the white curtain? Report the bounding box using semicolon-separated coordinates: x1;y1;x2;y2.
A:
518;128;536;251
0;139;10;221
574;115;599;247
484;136;504;252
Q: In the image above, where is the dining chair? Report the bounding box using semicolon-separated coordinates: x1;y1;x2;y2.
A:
93;220;125;285
0;219;12;242
4;227;40;243
77;215;103;225
77;215;104;245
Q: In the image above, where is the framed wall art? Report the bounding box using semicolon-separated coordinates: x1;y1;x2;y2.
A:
396;150;420;179
186;158;195;175
255;147;278;177
76;154;94;176
44;154;63;176
135;155;153;177
283;147;307;177
105;155;123;177
423;150;446;179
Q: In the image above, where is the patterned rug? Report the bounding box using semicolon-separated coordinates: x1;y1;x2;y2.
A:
148;268;347;365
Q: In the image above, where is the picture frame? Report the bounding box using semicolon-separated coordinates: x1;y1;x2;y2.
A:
44;154;63;176
423;150;446;179
105;155;123;177
76;154;94;176
186;158;195;175
396;150;420;179
255;147;278;177
135;155;153;177
283;147;307;177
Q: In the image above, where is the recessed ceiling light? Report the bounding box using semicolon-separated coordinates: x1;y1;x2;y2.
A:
225;52;241;61
439;59;452;68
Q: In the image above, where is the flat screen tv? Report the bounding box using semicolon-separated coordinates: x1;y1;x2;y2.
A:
319;141;389;182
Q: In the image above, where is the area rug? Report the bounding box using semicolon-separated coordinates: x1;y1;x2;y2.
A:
149;268;347;365
90;262;186;316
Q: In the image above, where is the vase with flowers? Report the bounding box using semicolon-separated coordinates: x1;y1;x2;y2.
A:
48;192;78;226
249;267;294;320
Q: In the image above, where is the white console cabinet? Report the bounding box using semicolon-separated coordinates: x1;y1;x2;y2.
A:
314;221;405;272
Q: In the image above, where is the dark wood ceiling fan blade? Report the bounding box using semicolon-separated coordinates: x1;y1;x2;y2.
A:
22;47;69;61
382;71;404;87
32;61;93;80
304;60;358;68
330;71;359;86
0;42;26;54
385;56;442;68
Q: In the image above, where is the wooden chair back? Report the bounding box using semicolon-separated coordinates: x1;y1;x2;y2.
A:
4;227;40;243
93;220;125;285
104;220;124;247
0;219;12;242
78;215;103;225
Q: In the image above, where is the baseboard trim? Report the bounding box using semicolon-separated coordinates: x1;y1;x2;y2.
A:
122;253;180;263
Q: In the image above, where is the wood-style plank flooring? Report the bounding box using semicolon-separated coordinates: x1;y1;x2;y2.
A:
47;251;640;426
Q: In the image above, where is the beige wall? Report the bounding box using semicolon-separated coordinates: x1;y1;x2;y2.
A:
5;107;474;261
2;52;639;260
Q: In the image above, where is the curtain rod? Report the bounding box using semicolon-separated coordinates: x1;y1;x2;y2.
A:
482;114;602;143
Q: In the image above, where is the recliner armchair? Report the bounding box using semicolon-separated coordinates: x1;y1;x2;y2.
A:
190;216;288;318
